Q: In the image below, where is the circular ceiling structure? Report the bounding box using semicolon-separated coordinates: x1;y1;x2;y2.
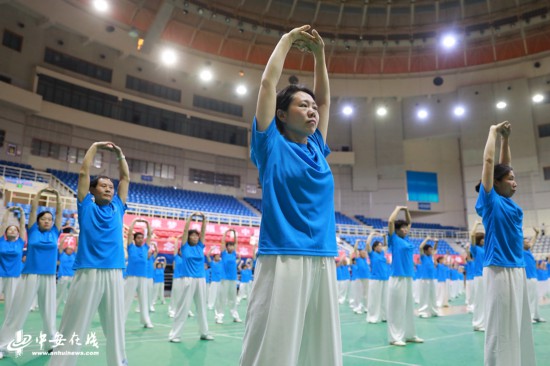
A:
71;0;550;75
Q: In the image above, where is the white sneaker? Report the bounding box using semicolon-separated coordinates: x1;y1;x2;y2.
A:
473;326;485;332
169;338;181;343
406;336;424;343
144;323;154;329
233;317;242;323
188;311;195;317
168;311;175;318
390;341;406;346
200;334;214;341
150;306;155;313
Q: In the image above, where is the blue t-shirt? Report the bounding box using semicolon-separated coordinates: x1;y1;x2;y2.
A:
436;264;448;282
58;252;76;277
180;241;205;278
251;118;337;257
205;268;211;284
465;261;475;280
173;254;184;279
369;250;389;280
0;237;25;277
146;254;155;279
75;194;126;270
470;244;485;277
388;233;414;277
240;268;252;283
537;268;548;281
340;265;351;280
22;223;59;275
221;251;237;280
523;250;537;279
475;185;524;267
420;255;436;280
210;260;224;282
153;267;165;283
126;243;149;277
355;257;370;279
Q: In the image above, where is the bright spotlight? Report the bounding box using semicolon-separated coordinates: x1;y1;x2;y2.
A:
441;34;457;49
453;106;465;116
199;69;213;82
160;48;177;66
235;84;247;96
417;109;428;119
93;0;109;12
532;93;544;103
342;106;353;116
496;101;507;110
376;106;387;116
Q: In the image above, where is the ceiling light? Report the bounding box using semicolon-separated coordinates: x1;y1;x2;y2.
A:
417;109;428;119
236;84;247;96
160;48;177;66
532;93;544;103
376;106;387;116
199;69;213;82
93;0;109;12
441;34;457;49
496;101;507;109
343;106;353;116
453;106;465;116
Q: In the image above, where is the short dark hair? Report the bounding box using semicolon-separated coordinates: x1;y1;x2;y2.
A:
187;229;199;241
37;211;53;221
475;164;513;192
394;219;408;231
275;85;315;134
372;241;382;250
90;175;113;189
475;232;485;245
423;244;433;253
133;232;144;240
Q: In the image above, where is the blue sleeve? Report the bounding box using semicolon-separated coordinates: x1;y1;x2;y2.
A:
308;129;331;158
250;117;277;169
475;183;496;217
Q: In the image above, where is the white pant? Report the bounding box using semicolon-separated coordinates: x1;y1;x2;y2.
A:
0;274;56;352
124;276;151;326
0;277;19;319
537;280;548;301
472;276;485;328
483;267;535;366
169;277;208;340
417;279;438;317
412;279;419;304
216;280;240;321
147;278;154;307
240;256;342;366
465;279;473;307
153;282;165;304
367;279;387;323
238;282;251;302
207;281;220;309
436;281;449;308
56;276;73;310
169;278;183;315
527;278;540;320
49;269;126;366
337;280;349;304
352;279;368;311
387;277;417;343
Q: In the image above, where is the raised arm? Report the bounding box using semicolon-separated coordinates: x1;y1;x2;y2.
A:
365;231;380;253
29;187;49;227
470;220;481;244
353;238;362;256
182;214;194;247
143;219;152;246
198;212;207;243
433;238;439;253
256;25;315;131
388;206;407;236
232;229;241;260
112;143;129;204
499;123;511;166
309;29;329;142
47;188;63;231
526;227;540;249
481;121;510;193
78;143;99;202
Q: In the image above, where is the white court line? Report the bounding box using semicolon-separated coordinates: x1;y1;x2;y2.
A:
210;332;244;340
343;331;473;356
343;354;421;366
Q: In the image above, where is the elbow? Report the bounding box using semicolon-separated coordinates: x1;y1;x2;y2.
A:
483;156;495;167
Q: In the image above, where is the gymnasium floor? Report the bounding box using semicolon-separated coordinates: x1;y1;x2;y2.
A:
1;296;549;365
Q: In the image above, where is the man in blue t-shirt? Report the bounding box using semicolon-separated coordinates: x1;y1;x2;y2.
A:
215;229;242;324
387;206;423;347
50;141;129;366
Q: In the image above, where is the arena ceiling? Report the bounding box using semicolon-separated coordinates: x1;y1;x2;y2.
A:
56;0;550;75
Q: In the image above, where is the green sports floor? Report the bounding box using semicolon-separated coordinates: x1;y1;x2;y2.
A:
1;296;549;366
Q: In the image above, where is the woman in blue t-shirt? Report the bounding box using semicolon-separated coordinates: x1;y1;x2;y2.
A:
152;258;166;306
475;121;535;366
205;248;223;310
418;237;439;318
386;206;423;346
0;187;62;358
216;229;242;324
240;25;342;366
56;234;77;311
352;237;371;314
168;212;213;343
367;233;389;323
0;206;27;319
523;228;542;323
